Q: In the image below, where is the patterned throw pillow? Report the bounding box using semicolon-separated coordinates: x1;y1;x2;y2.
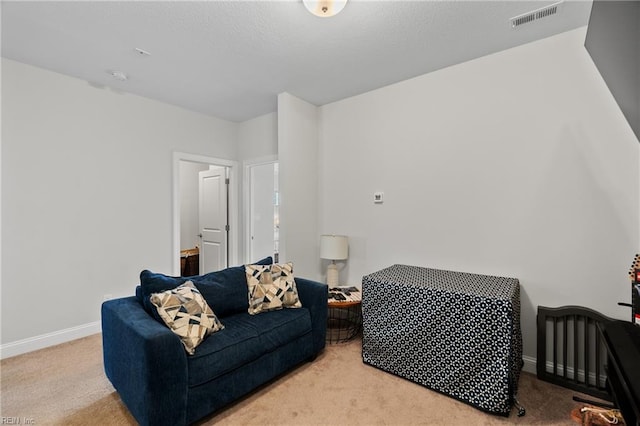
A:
245;262;302;315
150;281;224;355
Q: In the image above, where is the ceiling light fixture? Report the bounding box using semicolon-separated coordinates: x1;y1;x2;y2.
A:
302;0;347;17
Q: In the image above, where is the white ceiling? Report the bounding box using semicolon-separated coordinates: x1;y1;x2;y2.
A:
1;0;593;122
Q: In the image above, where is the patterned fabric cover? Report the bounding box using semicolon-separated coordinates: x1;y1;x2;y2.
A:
245;262;302;315
150;281;224;355
362;264;522;416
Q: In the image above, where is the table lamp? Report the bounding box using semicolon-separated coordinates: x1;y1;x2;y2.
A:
320;235;348;287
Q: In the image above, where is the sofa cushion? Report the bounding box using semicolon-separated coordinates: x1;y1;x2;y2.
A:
186;309;312;387
187;314;262;387
245;262;302;315
251;308;312;353
138;256;273;318
150;281;225;355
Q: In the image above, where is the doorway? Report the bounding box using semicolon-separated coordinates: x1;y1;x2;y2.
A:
244;157;279;263
173;152;238;276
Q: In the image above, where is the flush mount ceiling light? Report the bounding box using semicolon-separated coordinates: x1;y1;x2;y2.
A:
302;0;348;17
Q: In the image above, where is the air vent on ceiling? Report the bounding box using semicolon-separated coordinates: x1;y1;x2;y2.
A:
510;1;563;29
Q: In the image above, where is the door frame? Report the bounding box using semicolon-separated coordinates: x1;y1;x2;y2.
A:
173;152;239;276
243;155;278;263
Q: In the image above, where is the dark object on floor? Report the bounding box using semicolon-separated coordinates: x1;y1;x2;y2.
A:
599;320;640;426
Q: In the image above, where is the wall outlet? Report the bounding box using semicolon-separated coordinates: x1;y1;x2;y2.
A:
374;192;384;204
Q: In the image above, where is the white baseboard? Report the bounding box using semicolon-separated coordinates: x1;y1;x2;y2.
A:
539;359;607;384
0;321;101;360
522;355;536;374
1;323;543;378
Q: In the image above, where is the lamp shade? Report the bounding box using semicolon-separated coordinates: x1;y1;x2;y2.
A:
320;235;348;260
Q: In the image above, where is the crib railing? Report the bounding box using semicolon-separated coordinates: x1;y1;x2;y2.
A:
536;305;613;400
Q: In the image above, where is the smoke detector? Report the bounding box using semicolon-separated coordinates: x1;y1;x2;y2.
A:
510;1;563;29
108;70;128;82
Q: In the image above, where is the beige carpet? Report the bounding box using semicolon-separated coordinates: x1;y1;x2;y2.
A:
1;334;598;425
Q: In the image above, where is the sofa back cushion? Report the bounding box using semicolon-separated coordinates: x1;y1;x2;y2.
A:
138;256;273;318
194;264;256;317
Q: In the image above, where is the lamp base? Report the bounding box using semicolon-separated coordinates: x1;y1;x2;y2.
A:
326;263;339;287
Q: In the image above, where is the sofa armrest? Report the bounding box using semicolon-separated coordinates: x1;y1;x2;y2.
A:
101;297;188;426
296;277;328;354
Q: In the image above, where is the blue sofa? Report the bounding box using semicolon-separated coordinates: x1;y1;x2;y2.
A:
101;258;327;426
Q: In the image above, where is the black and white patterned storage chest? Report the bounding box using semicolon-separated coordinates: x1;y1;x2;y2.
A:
362;264;523;416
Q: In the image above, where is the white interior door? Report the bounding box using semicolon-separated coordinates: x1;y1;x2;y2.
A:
249;162;277;261
199;167;228;273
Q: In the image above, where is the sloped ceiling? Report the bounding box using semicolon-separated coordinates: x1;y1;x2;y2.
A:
1;1;593;122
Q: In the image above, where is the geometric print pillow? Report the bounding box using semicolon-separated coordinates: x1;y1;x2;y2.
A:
244;262;302;315
150;281;224;355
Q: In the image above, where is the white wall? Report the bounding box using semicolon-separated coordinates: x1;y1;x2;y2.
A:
237;112;278;161
278;93;321;280
1;59;238;350
318;27;639;362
